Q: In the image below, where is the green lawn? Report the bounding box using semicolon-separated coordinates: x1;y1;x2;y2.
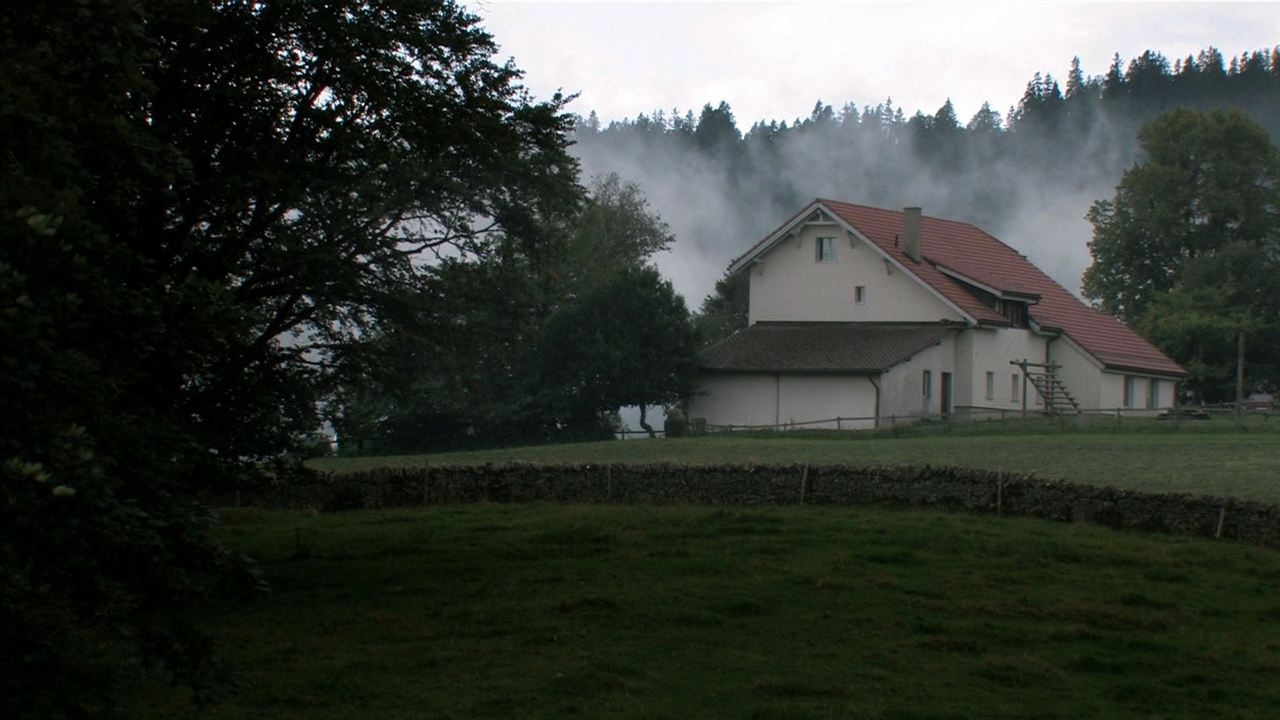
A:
313;423;1280;503
137;505;1280;719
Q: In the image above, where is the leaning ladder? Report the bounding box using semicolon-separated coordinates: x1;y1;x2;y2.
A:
1011;360;1080;416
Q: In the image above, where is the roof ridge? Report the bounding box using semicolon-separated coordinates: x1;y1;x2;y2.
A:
815;198;986;233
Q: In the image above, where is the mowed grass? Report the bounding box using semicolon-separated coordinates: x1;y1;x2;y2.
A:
313;422;1280;502
137;505;1280;719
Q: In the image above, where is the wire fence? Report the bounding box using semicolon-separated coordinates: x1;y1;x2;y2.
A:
698;402;1277;435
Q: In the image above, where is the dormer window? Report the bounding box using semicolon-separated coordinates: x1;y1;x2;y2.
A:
997;299;1028;327
816;236;837;262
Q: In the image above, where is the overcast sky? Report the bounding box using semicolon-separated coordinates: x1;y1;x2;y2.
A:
473;1;1279;127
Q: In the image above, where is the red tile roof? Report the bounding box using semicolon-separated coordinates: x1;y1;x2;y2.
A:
735;199;1184;377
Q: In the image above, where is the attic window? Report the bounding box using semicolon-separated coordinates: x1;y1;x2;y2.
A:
998;299;1028;327
854;286;866;305
816;237;837;262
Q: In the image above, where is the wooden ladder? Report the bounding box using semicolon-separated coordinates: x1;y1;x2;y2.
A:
1012;360;1080;416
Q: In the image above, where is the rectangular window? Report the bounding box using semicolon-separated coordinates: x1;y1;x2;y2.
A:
923;370;932;400
816;236;837;262
854;285;866;304
985;371;994;401
1147;379;1159;409
1124;376;1136;408
1011;374;1020;402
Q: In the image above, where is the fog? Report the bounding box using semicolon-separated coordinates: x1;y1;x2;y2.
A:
570;106;1142;310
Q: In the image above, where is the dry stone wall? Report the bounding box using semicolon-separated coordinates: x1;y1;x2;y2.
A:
246;464;1280;547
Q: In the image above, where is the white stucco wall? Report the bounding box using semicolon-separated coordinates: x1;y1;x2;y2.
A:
687;374;779;428
1049;337;1102;411
688;372;877;430
747;224;963;324
955;326;1050;417
1097;369;1125;411
1100;371;1178;415
1049;339;1179;414
778;374;878;429
880;335;956;419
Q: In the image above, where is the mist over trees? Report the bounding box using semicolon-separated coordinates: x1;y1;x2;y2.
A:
570;47;1280;315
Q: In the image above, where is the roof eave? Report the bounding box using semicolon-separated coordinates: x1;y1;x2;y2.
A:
698;366;884;375
934;263;1042;304
727;199;826;274
1101;363;1187;379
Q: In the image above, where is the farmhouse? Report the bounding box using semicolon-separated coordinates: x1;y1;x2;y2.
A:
688;200;1185;429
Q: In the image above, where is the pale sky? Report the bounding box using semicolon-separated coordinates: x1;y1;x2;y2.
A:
473;1;1279;127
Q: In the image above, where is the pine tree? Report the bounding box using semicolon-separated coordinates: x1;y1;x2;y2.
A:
1065;56;1086;99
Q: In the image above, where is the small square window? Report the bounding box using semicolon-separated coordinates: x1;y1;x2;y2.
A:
816;236;837;262
855;286;866;304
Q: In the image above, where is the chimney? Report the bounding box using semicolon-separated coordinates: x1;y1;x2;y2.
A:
903;207;922;263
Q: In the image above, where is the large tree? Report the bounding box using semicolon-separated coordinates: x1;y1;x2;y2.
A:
1082;108;1280;400
539;266;700;437
556;173;675;296
0;1;580;715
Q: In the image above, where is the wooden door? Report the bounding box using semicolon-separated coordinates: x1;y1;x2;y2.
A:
941;372;952;417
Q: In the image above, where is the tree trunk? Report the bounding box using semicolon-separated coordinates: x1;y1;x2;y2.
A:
638;404;656;439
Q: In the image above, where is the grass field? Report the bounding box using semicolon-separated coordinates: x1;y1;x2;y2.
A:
313;422;1280;503
137;504;1280;719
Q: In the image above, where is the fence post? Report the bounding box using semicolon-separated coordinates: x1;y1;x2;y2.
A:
1215;505;1227;539
836;416;842;431
800;464;809;504
422;459;430;506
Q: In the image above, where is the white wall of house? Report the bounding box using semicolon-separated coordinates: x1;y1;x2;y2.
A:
688;372;877;429
778;374;878;429
880;336;956;419
748;224;963;325
955;326;1050;417
1049;337;1102;411
1049;339;1179;413
1099;371;1178;415
688;374;779;428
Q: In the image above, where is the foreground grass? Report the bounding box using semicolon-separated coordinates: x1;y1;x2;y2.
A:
138;505;1280;719
314;424;1280;502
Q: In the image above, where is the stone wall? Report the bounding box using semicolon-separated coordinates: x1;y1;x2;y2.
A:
243;464;1280;547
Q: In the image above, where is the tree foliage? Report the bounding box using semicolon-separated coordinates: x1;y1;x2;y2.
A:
556;173;675;295
539;266;700;436
328;172;695;451
0;1;579;715
1082;109;1280;400
694;271;750;346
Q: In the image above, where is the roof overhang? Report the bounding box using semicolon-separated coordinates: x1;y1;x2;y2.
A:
1100;364;1187;379
934;264;1041;304
727;200;833;274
